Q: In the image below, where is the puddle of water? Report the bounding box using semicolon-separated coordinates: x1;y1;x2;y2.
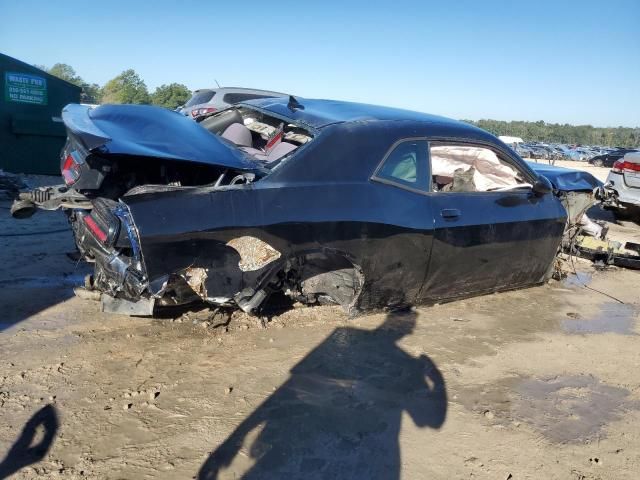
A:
562;302;636;335
562;271;593;288
457;374;638;444
514;375;632;444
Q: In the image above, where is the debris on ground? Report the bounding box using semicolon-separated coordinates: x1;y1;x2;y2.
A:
572;234;640;269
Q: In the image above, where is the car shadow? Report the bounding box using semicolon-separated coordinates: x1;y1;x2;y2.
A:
0;404;59;479
587;205;618;223
588;205;640;227
0;194;90;332
0;283;78;332
197;310;447;480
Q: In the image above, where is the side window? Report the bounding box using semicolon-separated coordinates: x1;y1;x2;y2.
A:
223;93;275;104
429;144;531;193
242;93;275;101
223;93;242;104
374;140;429;192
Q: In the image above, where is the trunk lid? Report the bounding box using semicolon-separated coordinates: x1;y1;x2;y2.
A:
62;103;260;171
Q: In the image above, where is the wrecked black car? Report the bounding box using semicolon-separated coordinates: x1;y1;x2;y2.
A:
11;97;612;316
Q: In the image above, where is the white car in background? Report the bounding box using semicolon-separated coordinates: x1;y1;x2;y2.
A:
605;151;640;218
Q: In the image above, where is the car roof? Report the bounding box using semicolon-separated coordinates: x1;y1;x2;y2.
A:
242;97;483;133
193;87;287;96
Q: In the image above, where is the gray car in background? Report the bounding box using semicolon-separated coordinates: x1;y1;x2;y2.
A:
178;87;287;120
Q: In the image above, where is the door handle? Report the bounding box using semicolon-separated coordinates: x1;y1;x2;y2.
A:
440;208;461;219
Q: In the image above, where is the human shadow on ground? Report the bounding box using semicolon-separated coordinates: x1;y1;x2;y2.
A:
198;310;447;480
0;404;59;479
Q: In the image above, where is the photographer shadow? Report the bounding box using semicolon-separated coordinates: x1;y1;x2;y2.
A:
198;310;447;479
0;404;59;479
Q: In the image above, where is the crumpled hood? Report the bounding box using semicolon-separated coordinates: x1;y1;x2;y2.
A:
62;103;259;171
527;161;603;191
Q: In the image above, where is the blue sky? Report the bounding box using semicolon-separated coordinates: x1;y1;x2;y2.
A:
2;0;638;127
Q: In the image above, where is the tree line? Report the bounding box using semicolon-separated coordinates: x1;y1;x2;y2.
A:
464;118;639;148
37;64;639;147
35;63;191;110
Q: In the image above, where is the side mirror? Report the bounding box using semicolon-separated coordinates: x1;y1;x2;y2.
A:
532;175;553;196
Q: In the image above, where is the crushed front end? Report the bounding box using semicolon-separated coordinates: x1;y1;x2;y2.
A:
526;163;640;272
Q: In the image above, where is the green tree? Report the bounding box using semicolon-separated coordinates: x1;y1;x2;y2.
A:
47;63;82;85
80;83;102;104
35;63;102;104
101;69;151;105
151;83;191;109
464;119;639;148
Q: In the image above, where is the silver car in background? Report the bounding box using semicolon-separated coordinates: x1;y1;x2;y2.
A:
178;87;287;120
605;151;640;218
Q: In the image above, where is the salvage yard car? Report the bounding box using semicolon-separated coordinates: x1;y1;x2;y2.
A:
177;87;287;121
604;151;640;218
589;148;639;168
11;97;608;316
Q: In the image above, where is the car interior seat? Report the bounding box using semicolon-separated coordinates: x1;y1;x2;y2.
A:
240;142;297;162
221;123;253;147
266;142;297;161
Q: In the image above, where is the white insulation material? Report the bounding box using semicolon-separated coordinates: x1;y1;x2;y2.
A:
579;214;604;238
431;146;521;191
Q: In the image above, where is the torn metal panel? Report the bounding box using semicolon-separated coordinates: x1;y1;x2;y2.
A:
560;190;599;227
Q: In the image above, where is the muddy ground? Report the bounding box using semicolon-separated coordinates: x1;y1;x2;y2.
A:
1;166;639;479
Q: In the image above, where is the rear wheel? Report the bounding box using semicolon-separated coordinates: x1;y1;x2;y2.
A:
592;158;604;167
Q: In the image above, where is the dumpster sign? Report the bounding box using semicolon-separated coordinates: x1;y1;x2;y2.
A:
5;72;48;105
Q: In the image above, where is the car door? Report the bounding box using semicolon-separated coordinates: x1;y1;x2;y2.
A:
419;141;566;302
368;138;435;307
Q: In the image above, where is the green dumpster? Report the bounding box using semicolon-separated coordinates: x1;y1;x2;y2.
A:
0;53;81;174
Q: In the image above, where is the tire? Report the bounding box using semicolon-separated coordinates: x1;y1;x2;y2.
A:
592;159;603;167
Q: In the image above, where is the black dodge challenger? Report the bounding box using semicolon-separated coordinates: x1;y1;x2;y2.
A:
13;96;592;316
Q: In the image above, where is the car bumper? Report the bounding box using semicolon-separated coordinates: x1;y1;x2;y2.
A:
605;171;640;207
